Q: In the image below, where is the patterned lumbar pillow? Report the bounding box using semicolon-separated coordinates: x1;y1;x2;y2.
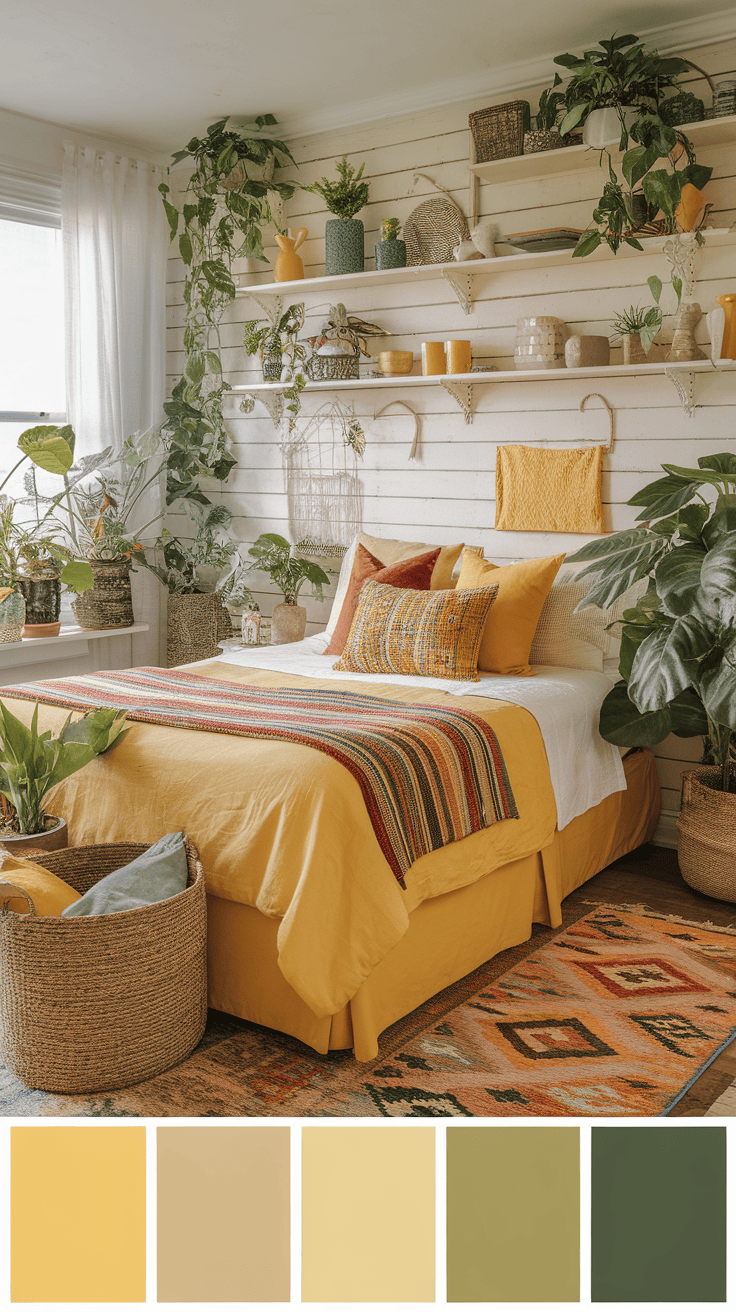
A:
326;543;440;655
333;580;498;681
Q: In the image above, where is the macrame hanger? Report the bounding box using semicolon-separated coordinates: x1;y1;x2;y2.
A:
579;392;615;452
371;399;421;461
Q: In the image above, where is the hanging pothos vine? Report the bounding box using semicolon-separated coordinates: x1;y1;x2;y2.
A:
159;115;298;508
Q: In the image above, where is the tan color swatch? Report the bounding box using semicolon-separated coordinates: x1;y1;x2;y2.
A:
11;1126;146;1303
302;1126;435;1303
447;1126;579;1302
157;1126;290;1302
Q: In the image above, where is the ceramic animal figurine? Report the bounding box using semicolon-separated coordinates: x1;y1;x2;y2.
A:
274;228;308;282
453;239;483;262
469;219;499;259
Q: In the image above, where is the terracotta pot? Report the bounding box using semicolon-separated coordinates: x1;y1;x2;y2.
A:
271;600;306;645
22;622;62;638
0;817;68;856
72;559;134;629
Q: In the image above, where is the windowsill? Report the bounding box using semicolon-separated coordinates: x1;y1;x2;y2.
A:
0;623;149;668
11;622;149;647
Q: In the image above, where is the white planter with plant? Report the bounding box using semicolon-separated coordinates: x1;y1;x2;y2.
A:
567;451;736;900
304;157;369;276
247;534;330;645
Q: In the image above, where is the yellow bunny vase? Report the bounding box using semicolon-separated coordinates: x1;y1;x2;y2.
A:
274;228;307;282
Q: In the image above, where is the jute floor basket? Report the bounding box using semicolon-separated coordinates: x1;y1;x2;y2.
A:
677;766;736;903
0;841;207;1093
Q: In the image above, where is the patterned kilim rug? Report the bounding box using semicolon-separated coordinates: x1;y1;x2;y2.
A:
2;905;736;1118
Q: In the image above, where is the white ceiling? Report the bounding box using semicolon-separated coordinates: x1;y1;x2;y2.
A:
2;1;735;157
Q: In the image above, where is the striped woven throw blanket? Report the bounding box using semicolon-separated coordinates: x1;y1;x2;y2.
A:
3;668;518;888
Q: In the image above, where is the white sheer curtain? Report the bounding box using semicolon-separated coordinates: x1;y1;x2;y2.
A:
62;144;169;662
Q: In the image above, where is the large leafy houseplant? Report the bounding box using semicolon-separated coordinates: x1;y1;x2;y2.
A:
160;115;298;510
248;533;330;604
567;454;736;791
0;700;128;836
555;34;690;138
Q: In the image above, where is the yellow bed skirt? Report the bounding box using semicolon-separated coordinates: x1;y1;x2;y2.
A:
207;747;660;1060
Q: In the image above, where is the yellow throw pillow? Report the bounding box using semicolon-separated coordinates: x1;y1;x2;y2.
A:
333;580;498;681
359;533;464;591
0;853;81;916
456;551;565;676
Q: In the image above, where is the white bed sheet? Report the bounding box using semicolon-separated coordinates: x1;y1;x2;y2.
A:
197;633;625;830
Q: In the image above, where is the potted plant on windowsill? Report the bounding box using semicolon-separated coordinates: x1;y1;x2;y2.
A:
304;156;370;276
0;699;128;854
247;533;330;644
566;451;736;901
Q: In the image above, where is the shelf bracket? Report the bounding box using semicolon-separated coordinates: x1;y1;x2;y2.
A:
239;390;284;429
664;368;697;419
441;269;475;315
440;379;475;425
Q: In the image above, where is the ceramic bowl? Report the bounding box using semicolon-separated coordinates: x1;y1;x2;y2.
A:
378;350;414;375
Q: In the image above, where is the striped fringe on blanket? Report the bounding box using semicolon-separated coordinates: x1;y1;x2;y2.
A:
2;668;519;887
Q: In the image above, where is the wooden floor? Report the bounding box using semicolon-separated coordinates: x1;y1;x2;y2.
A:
551;842;736;1116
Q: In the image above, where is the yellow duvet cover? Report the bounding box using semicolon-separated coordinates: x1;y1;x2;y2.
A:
3;663;556;1017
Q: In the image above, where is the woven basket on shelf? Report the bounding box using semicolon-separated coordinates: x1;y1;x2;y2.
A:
306;353;359;381
677;765;736;902
0;840;207;1093
72;558;134;629
469;101;529;163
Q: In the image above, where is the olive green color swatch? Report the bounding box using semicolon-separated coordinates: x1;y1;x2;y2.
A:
446;1126;579;1302
591;1126;726;1303
157;1127;290;1302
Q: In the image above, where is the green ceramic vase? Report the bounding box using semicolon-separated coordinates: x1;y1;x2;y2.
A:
325;218;364;275
375;239;406;270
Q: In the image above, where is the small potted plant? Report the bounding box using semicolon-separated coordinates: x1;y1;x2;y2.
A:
0;699;128;854
524;76;568;153
305;303;387;381
610;304;662;364
247;533;330;645
243;302;307;381
304;156;370;275
375;218;406;270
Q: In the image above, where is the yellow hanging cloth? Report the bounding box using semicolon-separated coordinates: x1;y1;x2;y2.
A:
495;444;605;534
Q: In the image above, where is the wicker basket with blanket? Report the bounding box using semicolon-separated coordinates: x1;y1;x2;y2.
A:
0;840;207;1093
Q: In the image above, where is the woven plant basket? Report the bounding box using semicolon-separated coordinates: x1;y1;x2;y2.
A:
72;559;134;629
469;101;529;163
306;353;359;381
677;766;736;902
0;624;22;644
167;592;221;667
0;840;207;1092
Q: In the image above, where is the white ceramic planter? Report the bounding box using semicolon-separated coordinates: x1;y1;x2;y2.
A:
583;106;638;148
514;315;566;370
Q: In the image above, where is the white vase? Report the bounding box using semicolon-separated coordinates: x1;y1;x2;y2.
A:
514;315;566;370
583;106;638;148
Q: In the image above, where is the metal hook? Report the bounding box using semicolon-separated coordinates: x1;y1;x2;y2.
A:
580;392;615;451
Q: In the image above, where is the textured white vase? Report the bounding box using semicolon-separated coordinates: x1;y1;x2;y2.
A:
514;316;566;370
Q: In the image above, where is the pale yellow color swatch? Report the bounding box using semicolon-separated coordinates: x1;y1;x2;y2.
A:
495;442;605;535
11;1126;146;1303
157;1127;290;1302
302;1126;435;1302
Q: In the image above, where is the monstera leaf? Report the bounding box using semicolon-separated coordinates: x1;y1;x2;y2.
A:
17;425;75;475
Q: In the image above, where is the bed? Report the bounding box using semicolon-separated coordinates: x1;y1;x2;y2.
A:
1;632;660;1061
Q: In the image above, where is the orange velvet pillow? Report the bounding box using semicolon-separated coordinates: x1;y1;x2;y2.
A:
325;543;440;655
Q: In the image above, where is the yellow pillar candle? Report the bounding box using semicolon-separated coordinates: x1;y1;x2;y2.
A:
445;339;472;373
421;341;446;375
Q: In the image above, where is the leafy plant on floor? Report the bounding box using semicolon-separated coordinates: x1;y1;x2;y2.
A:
160;115;299;510
566;453;736;791
0;700;128;835
303;156;370;219
248;533;331;604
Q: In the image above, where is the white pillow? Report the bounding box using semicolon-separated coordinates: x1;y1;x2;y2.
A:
530;573;647;673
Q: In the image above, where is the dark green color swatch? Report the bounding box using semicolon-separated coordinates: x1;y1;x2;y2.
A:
592;1126;726;1303
447;1127;579;1302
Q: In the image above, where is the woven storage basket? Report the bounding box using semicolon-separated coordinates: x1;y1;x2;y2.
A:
72;558;134;629
677;766;736;902
0;840;207;1093
469;100;529;162
167;592;220;666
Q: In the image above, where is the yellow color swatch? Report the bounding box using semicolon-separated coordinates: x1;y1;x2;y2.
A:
302;1126;435;1303
11;1126;146;1303
157;1126;290;1302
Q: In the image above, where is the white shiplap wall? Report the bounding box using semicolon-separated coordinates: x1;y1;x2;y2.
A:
165;36;736;843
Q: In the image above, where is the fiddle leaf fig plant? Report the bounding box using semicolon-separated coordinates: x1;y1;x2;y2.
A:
567;453;736;791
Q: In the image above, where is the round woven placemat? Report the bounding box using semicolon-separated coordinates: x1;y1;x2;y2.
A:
404;197;469;266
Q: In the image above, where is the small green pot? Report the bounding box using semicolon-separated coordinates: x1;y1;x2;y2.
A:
325;218;364;275
375;239;406;270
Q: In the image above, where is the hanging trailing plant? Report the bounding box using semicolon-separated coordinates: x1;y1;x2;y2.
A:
159;115;299;509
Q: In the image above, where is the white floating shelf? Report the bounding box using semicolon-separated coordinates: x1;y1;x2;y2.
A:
234;228;736;315
469;115;736;184
231;360;734;425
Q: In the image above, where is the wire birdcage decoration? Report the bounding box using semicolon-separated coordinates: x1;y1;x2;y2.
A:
282;401;365;555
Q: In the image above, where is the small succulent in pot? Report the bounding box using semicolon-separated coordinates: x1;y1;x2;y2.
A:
376;217;406;270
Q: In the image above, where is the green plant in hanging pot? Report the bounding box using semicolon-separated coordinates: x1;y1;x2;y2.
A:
160;115;299;515
247;532;331;645
375;217;406;270
566;453;736;899
303;156;370;275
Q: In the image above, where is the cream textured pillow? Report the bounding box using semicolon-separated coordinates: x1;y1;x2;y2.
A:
325;536;360;639
333;580;498;681
530;578;605;671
